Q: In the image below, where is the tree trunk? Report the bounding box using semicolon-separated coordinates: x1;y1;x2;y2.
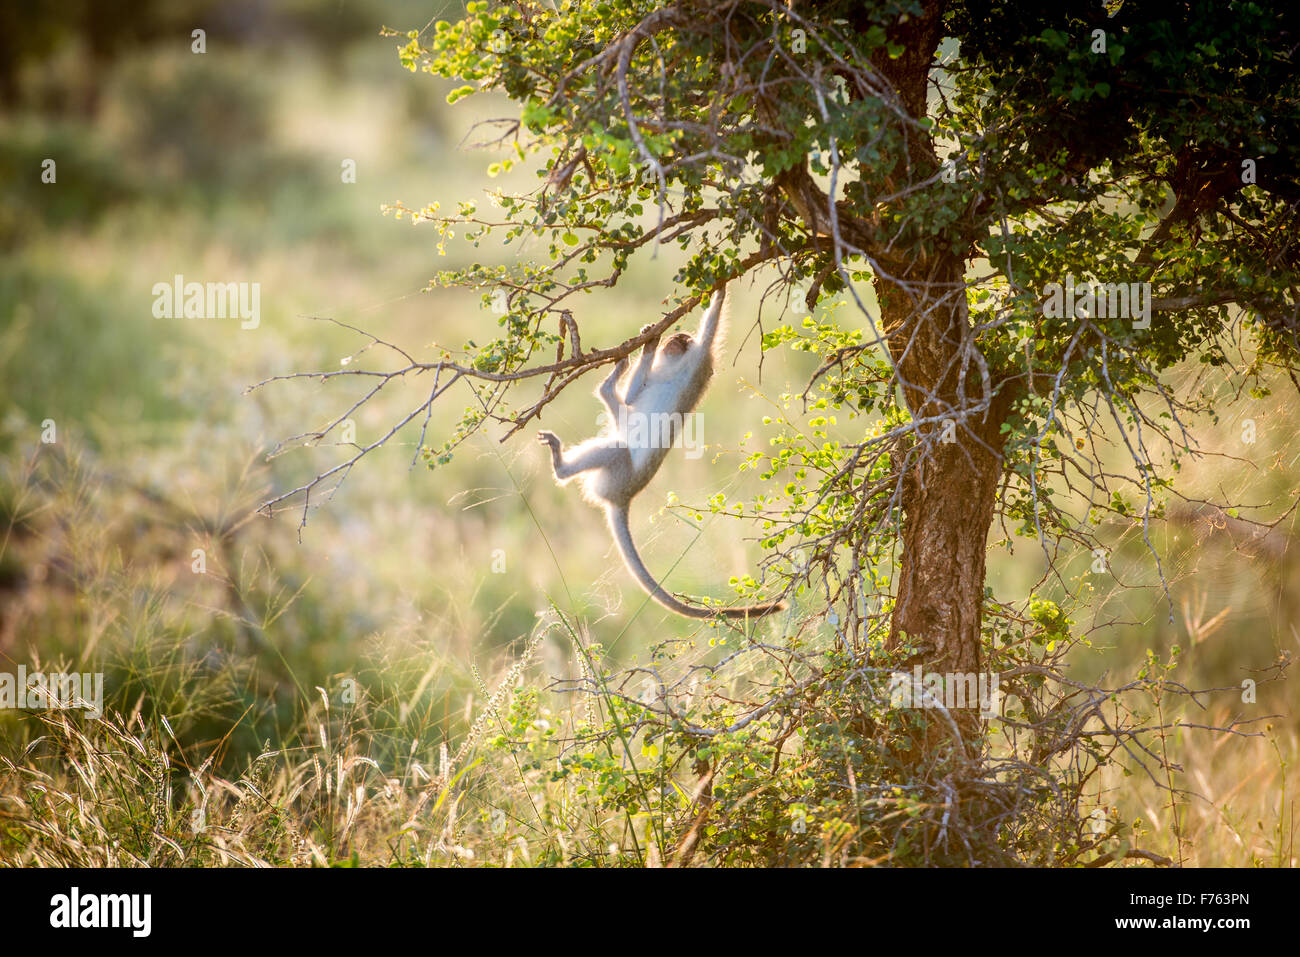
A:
890;418;1005;677
789;2;1004;719
874;255;1014;690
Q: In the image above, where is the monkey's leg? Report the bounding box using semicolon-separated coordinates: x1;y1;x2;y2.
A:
537;433;621;481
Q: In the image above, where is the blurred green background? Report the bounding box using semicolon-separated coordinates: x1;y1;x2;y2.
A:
0;0;822;762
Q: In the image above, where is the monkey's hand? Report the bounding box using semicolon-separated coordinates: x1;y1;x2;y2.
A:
635;328;660;365
536;430;560;450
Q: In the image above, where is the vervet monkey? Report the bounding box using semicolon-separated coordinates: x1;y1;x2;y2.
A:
538;286;784;620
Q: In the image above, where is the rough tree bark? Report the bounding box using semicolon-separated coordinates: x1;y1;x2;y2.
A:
833;0;1013;712
875;261;1014;682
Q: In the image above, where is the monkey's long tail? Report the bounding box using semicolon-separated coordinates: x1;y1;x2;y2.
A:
606;504;785;620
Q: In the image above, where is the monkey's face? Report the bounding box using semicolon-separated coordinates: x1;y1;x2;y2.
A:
662;333;694;357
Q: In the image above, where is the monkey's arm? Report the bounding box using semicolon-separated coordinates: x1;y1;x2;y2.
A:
696;285;727;351
598;357;629;419
622;330;659;403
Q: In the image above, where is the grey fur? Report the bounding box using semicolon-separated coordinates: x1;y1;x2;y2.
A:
538;286;784;620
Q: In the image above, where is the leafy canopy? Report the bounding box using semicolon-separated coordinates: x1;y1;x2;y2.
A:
383;0;1300;613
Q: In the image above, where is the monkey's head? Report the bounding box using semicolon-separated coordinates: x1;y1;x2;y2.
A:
662;332;694;357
